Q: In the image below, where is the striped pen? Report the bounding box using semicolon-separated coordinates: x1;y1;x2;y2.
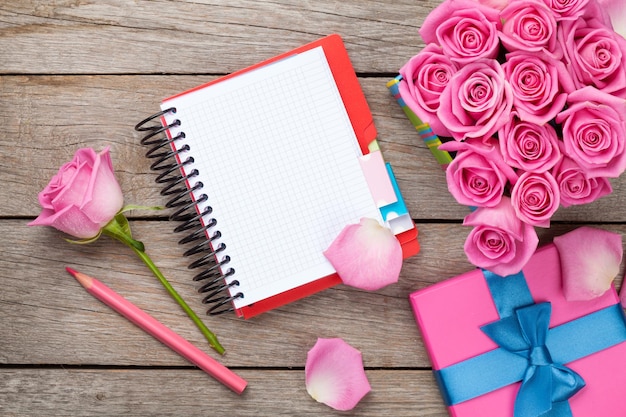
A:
387;75;453;170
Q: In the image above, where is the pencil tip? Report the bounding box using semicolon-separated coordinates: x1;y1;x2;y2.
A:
65;267;93;288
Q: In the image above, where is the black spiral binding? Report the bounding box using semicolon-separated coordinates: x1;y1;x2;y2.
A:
135;108;243;315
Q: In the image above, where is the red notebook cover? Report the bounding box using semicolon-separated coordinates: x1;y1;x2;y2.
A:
159;34;419;318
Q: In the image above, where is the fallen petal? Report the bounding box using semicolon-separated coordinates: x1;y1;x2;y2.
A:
554;227;623;301
305;338;371;411
597;0;626;38
324;218;402;290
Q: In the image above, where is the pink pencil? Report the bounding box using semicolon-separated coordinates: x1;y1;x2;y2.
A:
66;267;247;394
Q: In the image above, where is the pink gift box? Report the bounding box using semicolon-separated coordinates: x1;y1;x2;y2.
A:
410;243;626;417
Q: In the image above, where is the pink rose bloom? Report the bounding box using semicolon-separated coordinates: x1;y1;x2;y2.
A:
500;0;562;59
440;137;518;207
444;146;508;208
559;16;626;98
438;59;514;141
556;86;626;178
542;0;590;21
511;171;561;227
29;147;124;239
498;112;562;173
398;44;459;137
502;50;575;125
419;0;502;65
463;197;539;276
553;155;613;207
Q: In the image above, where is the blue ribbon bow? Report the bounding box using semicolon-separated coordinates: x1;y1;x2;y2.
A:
432;270;626;416
481;302;586;417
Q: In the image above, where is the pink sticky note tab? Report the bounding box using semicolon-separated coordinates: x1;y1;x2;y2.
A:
359;151;397;208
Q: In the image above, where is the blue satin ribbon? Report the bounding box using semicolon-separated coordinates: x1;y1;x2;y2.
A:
482;302;585;417
434;269;626;417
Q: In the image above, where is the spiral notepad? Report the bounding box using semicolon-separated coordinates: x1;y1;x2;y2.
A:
136;35;419;318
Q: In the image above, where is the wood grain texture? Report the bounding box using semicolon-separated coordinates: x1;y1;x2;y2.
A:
3;1;626;415
0;369;449;417
0;0;436;75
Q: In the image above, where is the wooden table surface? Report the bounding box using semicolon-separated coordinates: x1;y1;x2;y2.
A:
3;1;626;416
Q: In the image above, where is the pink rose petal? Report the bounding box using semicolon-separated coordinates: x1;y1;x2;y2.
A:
598;0;626;38
305;338;371;411
324;218;402;291
554;227;623;301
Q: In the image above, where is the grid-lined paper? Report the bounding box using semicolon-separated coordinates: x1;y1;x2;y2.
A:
162;46;381;309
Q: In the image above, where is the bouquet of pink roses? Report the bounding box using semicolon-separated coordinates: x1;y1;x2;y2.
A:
396;0;626;276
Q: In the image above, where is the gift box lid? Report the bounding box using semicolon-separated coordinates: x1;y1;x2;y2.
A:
411;244;620;369
409;243;626;417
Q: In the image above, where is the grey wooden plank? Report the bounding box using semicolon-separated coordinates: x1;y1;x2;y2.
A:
0;368;448;417
0;0;431;75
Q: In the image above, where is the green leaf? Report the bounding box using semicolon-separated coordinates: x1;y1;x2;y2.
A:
102;214;145;252
114;212;132;237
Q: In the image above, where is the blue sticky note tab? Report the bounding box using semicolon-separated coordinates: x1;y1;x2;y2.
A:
380;163;409;218
380;163;413;234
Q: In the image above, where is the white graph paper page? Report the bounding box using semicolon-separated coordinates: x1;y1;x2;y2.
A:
162;46;381;309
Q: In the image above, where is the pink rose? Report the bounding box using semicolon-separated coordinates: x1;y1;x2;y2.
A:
29;147;124;239
559;16;626;98
498;112;562;173
554;155;613;207
398;44;459;137
502;50;575;125
444;149;507;208
510;171;560;227
556;86;626;178
463;197;539;276
499;0;562;59
542;0;590;21
438;59;514;141
419;0;502;65
440;137;518;207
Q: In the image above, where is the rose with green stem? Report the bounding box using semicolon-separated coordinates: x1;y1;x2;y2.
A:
29;147;224;354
